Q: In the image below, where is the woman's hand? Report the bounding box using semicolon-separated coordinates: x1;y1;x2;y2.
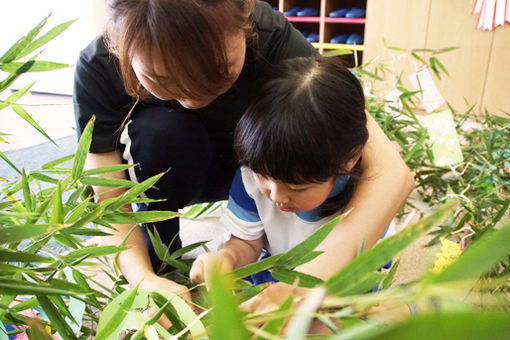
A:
240;282;308;314
189;250;235;286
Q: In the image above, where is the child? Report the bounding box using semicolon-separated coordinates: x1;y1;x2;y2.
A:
190;56;394;285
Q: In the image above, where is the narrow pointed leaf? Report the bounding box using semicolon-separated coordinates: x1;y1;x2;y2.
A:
63;245;127;262
0;248;52;263
18;19;77;59
11;103;56;145
100;211;179;224
325;200;457;296
275;215;342;268
231;253;284;279
21;169;33;212
72;116;94;181
0;82;35;110
0;61;70;73
257;295;294;340
271;268;324;288
80;176;136;188
42;154;74;169
0;151;21;175
107;172;164;211
0;15;48;63
50;182;64;224
37;295;77;340
95;286;139;340
82;164;135;176
0;279;88;296
0;224;60;244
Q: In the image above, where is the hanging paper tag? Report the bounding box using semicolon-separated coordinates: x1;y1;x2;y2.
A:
420;109;464;167
409;67;446;113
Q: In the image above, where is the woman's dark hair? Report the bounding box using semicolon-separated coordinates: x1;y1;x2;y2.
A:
104;0;254;100
234;56;368;216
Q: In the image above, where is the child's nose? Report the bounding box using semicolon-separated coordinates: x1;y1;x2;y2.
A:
269;183;290;204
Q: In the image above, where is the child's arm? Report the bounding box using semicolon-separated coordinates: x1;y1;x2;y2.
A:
190;235;264;284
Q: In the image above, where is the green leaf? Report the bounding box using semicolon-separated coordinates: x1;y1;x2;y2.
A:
426;222;510;284
21;169;33;212
11;103;56;145
95;286;139;340
0;151;21;175
271;268;324;288
0;82;35;110
17;19;77;59
325;200;457;296
0;279;88;296
41;154;74;169
275;216;342;268
29;172;59;184
0;15;48;63
284;288;325;339
63;245;127;263
82;164;135;176
148;292;188;332
0;224;61;244
339;311;510;340
100;211;179;224
356;68;384;81
403;134;427;162
37;295;78;340
0;248;52;263
209;264;250;340
80;176;136;188
0;60;70;73
231;253;284;279
381;258;400;290
50;182;64;224
323;49;352;57
107;172;164;211
72;116;94;181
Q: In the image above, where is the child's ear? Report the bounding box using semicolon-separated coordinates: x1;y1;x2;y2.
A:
342;154;361;173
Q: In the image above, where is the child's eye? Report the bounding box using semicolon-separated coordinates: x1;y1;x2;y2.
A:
289;187;308;192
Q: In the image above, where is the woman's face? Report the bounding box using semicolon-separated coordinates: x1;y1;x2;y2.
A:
131;32;246;109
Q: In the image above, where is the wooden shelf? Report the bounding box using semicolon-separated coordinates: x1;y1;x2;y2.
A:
324;17;365;24
312;43;365;51
286;16;321;23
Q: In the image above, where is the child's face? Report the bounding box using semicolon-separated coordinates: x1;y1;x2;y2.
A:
252;173;336;213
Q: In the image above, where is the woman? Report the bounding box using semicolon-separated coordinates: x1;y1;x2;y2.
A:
74;0;414;310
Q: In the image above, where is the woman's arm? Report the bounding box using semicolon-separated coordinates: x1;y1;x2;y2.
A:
240;113;415;313
85;151;191;298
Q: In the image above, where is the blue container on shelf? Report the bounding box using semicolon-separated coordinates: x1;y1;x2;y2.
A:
283;7;301;16
306;33;319;42
346;33;363;44
330;34;349;44
297;8;319;17
329;8;348;17
345;8;366;18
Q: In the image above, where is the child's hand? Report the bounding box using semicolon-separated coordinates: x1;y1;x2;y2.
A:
189;250;235;286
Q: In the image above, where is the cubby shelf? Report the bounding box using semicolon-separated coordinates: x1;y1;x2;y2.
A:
265;0;367;61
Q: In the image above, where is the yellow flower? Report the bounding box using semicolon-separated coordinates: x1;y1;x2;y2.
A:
430;237;462;274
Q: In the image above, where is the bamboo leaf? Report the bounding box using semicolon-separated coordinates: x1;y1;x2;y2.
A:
82;164;135;176
18;19;77;59
42;154;74;169
80;176;136;188
0;151;21;175
257;295;294;340
11;103;56;145
0;248;52;263
231;253;284;279
209;264;250;340
0;15;49;63
63;245;127;263
50;182;64;224
0;224;60;244
149;292;187;332
0;279;88;296
72;116;94;181
100;211;179;224
107;172;164;211
37;295;78;340
0;82;35;110
381;258;400;290
271;268;324;288
325;200;457;296
29;172;59;184
21;169;33;212
275;215;342;268
0;60;70;73
95;286;139;340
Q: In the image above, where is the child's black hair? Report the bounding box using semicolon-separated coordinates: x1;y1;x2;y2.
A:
234;56;368;217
